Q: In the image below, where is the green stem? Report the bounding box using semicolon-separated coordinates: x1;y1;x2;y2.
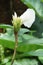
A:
11;32;18;65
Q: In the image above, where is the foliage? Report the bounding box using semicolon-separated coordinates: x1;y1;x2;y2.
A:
21;0;43;38
6;59;38;65
0;24;43;65
0;0;43;65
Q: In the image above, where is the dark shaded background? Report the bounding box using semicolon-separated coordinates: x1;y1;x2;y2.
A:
0;0;27;24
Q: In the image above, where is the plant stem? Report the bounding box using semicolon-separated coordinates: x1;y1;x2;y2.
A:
11;32;18;65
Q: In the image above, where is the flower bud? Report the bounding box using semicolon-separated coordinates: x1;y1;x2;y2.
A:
12;13;22;33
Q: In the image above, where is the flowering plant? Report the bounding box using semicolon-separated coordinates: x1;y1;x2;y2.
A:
12;9;35;33
11;8;35;65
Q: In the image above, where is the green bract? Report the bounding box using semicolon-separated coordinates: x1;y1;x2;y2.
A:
12;16;22;33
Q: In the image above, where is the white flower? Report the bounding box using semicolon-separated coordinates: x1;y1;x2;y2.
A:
20;8;35;28
12;8;35;28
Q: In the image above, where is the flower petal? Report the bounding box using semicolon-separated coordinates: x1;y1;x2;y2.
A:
20;9;35;28
12;12;17;20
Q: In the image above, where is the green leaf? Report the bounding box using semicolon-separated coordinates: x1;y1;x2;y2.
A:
6;62;11;65
17;37;43;52
0;33;15;49
2;57;10;64
38;56;43;63
18;28;29;35
0;33;43;53
6;28;14;35
0;27;43;53
40;0;43;2
13;59;38;65
21;0;43;19
6;59;38;65
31;15;43;38
28;49;43;56
19;49;43;58
0;24;13;29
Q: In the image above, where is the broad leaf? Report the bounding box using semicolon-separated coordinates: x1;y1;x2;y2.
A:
29;49;43;56
38;56;43;63
6;59;38;65
18;28;29;35
0;24;13;29
17;49;43;58
0;26;43;53
0;33;43;52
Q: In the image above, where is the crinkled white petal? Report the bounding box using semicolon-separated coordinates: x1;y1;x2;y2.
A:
20;9;35;28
